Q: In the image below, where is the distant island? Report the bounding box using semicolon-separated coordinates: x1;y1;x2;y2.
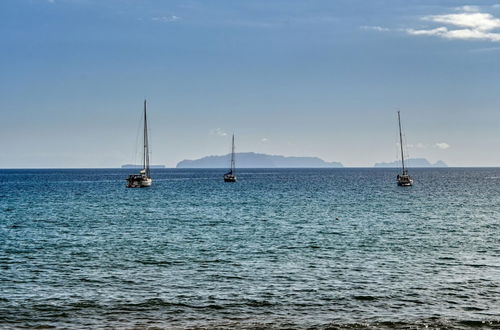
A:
374;158;447;168
176;152;343;168
121;164;166;168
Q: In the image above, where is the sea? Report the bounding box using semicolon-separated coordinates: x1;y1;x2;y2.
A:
0;168;499;329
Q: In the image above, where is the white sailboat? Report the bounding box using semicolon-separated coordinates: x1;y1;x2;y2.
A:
224;134;237;182
126;100;153;188
396;111;413;187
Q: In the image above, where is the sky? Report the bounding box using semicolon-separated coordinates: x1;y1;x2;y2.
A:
1;0;500;168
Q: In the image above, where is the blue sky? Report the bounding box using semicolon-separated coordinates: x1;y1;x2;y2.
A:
1;0;500;167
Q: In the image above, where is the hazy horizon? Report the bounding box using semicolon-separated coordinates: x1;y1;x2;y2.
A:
2;0;500;168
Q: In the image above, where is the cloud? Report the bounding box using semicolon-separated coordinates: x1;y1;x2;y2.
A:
426;12;500;31
401;142;450;150
152;15;181;23
408;27;500;42
360;25;390;32
210;128;228;137
407;26;447;36
435;142;451;149
455;5;480;13
407;10;500;42
261;138;268;143
406;142;426;149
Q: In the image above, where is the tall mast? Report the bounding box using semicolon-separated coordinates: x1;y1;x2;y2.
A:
398;111;406;174
143;99;150;177
231;134;235;173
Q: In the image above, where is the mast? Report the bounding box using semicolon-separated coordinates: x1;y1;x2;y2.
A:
398;111;406;175
143;99;150;177
230;134;235;174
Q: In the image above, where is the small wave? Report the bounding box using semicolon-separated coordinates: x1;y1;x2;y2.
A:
136;259;183;266
117;298;225;311
69;300;101;309
353;295;379;301
465;263;489;268
462;306;486;311
114;298;277;312
78;277;104;284
323;319;500;329
33;304;68;313
400;298;425;305
244;299;273;307
459;320;497;327
168;319;500;329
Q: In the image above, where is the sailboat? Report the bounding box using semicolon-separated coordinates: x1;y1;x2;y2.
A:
223;134;237;182
126;100;153;188
396;111;413;187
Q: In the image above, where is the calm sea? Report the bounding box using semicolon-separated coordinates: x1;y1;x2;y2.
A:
0;168;499;329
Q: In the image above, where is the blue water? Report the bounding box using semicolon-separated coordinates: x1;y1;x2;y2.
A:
0;168;499;329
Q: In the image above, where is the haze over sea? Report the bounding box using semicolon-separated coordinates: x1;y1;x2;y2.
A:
1;168;499;329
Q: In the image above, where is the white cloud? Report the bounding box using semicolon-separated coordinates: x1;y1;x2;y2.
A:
435;142;451;149
407;10;500;42
210;128;228;137
360;25;390;32
456;5;480;13
407;26;448;36
416;142;426;149
408;27;500;42
152;15;181;23
261;138;268;143
426;12;500;31
406;142;426;149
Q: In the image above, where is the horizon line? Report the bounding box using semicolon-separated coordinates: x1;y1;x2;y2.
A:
1;166;499;170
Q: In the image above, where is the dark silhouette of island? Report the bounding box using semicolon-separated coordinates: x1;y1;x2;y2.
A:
176;152;343;168
374;158;447;168
122;164;166;168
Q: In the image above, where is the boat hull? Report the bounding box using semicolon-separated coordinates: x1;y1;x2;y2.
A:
126;176;152;188
397;175;413;187
224;174;236;182
140;178;152;187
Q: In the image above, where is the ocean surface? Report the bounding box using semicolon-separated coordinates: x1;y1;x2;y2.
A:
0;168;499;329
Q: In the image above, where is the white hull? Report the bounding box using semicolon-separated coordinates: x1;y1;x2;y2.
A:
127;175;152;188
224;174;236;182
397;177;413;187
141;178;152;187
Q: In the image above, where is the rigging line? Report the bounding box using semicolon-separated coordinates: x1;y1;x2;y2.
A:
231;133;235;173
143;100;149;174
133;106;143;167
394;138;399;163
398;111;406;173
146;107;153;170
228;133;235;173
404;133;411;164
395;112;402;169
